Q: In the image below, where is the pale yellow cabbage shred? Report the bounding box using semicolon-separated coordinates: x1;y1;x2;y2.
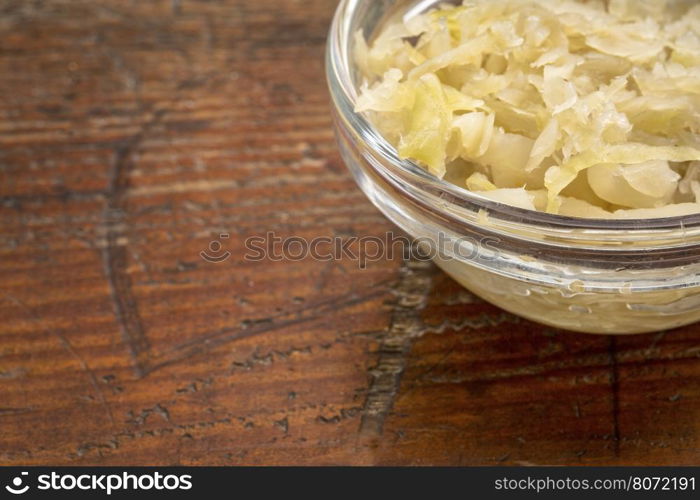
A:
355;0;700;218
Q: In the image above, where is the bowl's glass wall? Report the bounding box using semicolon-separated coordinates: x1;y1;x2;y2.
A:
327;0;700;334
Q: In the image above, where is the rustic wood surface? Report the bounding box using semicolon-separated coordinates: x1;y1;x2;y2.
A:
1;0;700;466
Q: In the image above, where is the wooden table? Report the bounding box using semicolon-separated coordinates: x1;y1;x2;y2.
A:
1;0;699;466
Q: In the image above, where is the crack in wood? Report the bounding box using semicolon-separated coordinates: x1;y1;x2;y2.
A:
126;404;171;426
0;407;34;416
1;293;115;427
0;190;106;207
608;336;621;457
230;345;313;372
101;110;164;377
71;401;351;459
142;282;392;377
358;258;434;438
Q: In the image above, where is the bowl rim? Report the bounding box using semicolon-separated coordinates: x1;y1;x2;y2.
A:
326;0;700;233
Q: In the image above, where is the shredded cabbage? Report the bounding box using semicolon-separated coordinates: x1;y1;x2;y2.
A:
355;0;700;218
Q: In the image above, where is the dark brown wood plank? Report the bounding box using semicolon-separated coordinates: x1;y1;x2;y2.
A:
1;0;700;466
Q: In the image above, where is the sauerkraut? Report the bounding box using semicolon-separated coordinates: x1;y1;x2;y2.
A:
355;0;700;218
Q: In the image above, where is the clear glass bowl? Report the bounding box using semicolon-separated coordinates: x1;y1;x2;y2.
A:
325;0;700;334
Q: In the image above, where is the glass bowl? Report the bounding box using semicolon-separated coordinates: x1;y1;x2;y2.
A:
325;0;700;334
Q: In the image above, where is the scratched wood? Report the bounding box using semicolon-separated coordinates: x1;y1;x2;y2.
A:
1;0;700;466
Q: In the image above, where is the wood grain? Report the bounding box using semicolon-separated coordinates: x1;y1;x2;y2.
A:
1;0;700;466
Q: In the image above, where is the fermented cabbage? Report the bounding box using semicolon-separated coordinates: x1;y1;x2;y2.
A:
356;0;700;218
